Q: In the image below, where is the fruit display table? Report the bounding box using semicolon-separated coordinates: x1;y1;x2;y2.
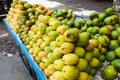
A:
4;0;120;79
3;15;84;80
3;19;47;80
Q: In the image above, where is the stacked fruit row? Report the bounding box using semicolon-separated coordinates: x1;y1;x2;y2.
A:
6;0;52;34
6;0;120;80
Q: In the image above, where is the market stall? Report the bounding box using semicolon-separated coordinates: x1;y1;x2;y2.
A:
3;0;120;80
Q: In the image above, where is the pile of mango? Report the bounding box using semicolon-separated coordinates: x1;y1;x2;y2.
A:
6;0;120;80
